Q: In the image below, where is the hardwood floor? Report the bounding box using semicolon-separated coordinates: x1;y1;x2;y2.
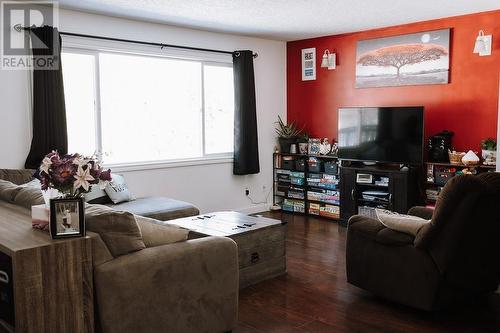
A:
236;212;500;333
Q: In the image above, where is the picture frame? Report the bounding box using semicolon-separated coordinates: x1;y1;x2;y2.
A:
49;197;85;239
301;48;316;81
308;138;321;155
355;28;450;88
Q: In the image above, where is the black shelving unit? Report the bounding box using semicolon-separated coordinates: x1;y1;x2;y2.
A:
425;162;495;206
273;152;340;220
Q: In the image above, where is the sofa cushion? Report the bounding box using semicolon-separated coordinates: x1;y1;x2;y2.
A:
86;231;114;266
0;169;35;185
13;186;44;208
375;228;415;246
0;179;44;208
0;179;22;202
349;215;414;247
107;196;199;221
348;215;385;241
135;215;189;248
85;204;146;257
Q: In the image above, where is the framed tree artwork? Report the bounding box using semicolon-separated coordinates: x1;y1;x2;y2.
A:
355;29;450;88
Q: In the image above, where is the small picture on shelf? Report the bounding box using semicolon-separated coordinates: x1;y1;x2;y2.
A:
308;138;321;155
298;142;309;155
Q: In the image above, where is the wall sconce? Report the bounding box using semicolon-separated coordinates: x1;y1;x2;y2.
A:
320;49;336;70
473;30;492;56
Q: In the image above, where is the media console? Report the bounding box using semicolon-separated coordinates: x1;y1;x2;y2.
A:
340;162;421;224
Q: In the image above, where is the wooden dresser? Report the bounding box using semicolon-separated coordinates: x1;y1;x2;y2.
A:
0;203;93;333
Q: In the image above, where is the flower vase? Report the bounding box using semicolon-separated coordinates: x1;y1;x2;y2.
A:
42;188;61;208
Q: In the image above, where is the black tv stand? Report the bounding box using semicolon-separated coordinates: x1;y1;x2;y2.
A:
340;162;420;225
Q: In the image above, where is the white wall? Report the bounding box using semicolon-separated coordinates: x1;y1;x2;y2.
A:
0;9;286;213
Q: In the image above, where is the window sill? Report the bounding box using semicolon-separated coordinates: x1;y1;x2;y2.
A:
104;156;233;172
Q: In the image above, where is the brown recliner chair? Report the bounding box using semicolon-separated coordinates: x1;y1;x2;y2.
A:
346;172;500;311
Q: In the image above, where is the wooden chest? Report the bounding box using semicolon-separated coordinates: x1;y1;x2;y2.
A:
168;211;287;288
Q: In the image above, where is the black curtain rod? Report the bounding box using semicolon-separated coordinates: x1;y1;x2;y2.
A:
20;26;258;58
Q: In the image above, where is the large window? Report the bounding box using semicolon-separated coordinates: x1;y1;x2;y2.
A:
61;42;234;166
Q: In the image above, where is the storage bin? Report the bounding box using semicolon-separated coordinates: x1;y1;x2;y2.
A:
282;158;295;170
324;161;338;175
0;252;14;327
295;159;306;171
308;157;322;173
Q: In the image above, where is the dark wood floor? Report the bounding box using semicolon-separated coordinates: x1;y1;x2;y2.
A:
236;212;500;333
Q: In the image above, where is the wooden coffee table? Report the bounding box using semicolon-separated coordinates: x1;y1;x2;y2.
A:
168;211;287;288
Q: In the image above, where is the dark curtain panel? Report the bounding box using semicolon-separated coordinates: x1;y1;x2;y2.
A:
233;50;259;175
25;26;68;169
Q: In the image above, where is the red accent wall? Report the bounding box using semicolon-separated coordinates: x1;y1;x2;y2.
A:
287;10;500;152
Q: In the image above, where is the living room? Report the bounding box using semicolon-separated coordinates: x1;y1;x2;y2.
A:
0;1;499;332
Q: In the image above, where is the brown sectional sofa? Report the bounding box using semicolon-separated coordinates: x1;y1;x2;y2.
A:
0;169;239;332
0;168;200;221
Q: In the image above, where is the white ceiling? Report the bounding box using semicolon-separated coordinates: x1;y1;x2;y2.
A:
59;0;500;41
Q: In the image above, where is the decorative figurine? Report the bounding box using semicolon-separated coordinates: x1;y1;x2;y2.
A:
320;138;331;155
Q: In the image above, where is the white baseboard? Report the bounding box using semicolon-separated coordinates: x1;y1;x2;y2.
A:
236;203;271;215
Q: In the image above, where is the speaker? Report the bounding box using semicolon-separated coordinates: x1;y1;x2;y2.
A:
428;130;454;162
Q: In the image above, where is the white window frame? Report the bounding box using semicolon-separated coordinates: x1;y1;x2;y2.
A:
62;36;235;171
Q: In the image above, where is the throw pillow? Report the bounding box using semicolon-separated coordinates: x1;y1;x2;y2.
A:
135;215;189;248
105;174;135;204
85;204;146;257
0;179;44;208
375;209;430;236
13;186;44;208
85;185;111;204
0;179;22;203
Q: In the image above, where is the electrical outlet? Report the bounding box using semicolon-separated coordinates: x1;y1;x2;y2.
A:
245;188;250;196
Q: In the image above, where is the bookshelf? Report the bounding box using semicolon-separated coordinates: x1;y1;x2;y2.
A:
273;152;340;220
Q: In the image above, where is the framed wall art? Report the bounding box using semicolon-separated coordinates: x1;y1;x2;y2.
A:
301;47;316;81
355;29;450;88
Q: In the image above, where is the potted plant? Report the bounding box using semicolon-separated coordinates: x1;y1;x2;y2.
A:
481;138;497;165
275;116;302;153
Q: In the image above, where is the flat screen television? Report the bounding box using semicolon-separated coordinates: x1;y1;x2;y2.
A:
337;107;424;164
